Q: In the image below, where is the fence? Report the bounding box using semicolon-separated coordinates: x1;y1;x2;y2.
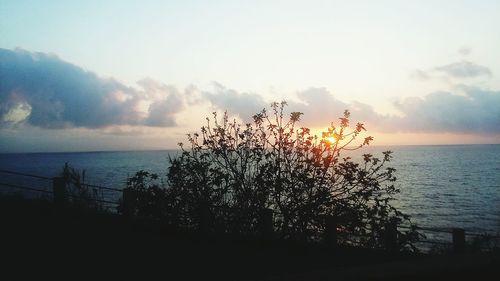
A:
1;169;499;253
403;225;500;253
0;169;122;210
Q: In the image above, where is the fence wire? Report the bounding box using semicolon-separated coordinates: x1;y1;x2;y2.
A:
1;169;499;252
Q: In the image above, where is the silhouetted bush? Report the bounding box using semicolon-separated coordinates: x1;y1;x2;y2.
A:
61;163;105;210
118;170;178;221
123;102;420;251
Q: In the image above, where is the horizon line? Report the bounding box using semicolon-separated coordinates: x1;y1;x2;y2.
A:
1;143;499;155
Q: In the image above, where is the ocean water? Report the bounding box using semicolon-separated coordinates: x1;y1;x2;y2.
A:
1;145;499;236
366;145;500;235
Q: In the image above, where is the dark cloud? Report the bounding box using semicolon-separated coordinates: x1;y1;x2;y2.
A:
434;61;492;78
0;48;184;129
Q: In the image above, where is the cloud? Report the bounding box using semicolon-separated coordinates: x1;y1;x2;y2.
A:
286;87;350;127
2;48;498;139
458;47;472;56
202;86;365;128
204;84;500;135
136;78;184;127
0;48;185;129
434;61;492;78
292;87;500;135
409;69;431;81
410;52;492;82
203;82;267;121
389;88;500;134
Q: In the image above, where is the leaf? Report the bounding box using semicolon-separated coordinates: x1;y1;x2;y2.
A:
363;136;374;146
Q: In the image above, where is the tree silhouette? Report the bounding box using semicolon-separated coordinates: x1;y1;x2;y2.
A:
124;101;419;251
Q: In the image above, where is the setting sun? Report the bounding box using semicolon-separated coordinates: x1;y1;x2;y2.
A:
325;136;337;144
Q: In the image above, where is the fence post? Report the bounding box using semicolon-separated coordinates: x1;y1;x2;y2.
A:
122;187;136;218
452;228;466;254
260;208;274;240
384;218;398;252
52;177;66;207
325;216;338;248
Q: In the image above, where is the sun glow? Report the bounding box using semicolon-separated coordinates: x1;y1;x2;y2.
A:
325;136;337;144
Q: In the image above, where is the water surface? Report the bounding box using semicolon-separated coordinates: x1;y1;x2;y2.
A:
1;145;499;235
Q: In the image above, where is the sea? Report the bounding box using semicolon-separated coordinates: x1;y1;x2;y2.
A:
1;144;499;239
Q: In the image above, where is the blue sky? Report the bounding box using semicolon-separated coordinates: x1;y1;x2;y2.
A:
1;0;499;152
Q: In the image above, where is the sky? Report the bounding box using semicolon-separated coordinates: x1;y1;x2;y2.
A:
1;0;499;152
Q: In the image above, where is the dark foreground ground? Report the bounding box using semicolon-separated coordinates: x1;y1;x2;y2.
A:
1;196;498;280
